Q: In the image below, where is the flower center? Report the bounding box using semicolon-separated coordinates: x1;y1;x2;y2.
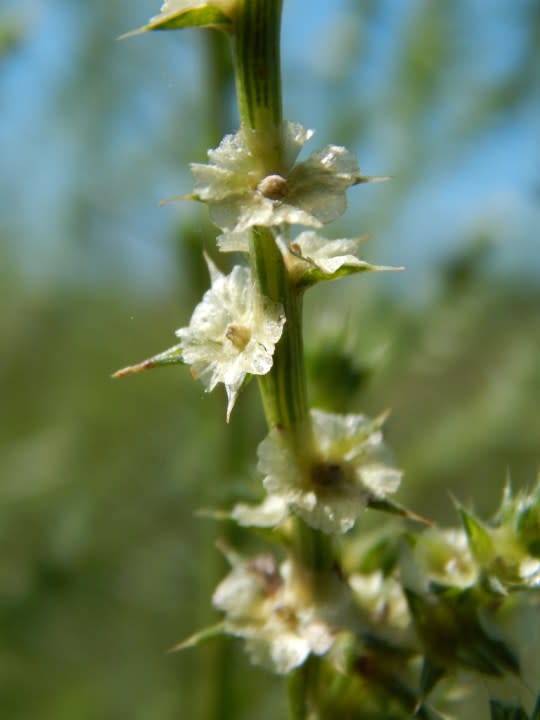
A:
257;173;288;200
226;323;251;351
311;461;346;488
247;554;282;594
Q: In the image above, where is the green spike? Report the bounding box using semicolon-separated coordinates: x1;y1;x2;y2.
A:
112;344;184;378
368;497;432;526
120;6;233;40
458;505;495;565
168;622;225;653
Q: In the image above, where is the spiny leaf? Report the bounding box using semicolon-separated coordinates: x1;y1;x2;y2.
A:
112;345;183;378
368;497;432;526
168;622;225;653
297;261;403;290
120;5;233;40
354;174;392;185
458;505;495;564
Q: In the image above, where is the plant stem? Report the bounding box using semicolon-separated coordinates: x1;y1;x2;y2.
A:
229;4;334;715
232;0;284;172
249;228;310;439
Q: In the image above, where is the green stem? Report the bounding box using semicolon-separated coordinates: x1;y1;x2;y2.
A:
231;0;336;571
232;0;285;172
249;228;310;440
229;4;335;716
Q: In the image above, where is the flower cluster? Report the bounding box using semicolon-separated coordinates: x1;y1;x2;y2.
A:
122;4;540;716
191;122;361;234
212;551;338;674
258;409;402;534
176;258;285;420
119;121;382;418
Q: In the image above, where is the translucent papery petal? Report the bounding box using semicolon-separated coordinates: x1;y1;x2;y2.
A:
293;232;369;274
413;528;478;589
227;197;321;233
261;299;287;342
267;202;323;229
299;616;335;656
235;196;285;231
213;566;265;617
312;409;381;459
258;427;293;483
217;231;251;253
225;381;241;421
359;465;402;497
282;122;315;169
287;145;359;225
246;633;310;674
186;356;221;392
349;572;410;629
231;496;289;528
207;128;256;174
191;163;247;200
294;485;369;535
243;341;274;376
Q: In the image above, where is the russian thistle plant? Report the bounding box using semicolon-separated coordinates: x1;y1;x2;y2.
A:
118;2;540;718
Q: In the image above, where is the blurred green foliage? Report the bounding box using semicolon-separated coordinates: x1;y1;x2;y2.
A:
1;1;539;718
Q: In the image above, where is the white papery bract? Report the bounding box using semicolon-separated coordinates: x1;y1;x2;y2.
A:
413;528;479;590
191;122;360;233
176;262;285;420
291;231;375;274
231;495;289;528
213;553;336;674
349;571;410;631
258;409;402;535
158;0;236;15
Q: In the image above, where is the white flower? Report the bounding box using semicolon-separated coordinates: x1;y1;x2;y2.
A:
258;409;402;534
216;229;251;253
290;231;374;275
349;571;410;630
231;495;289;528
176;259;285;420
414;528;479;589
190;122;360;233
213;553;336;674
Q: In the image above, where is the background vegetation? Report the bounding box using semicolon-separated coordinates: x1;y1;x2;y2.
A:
1;1;539;717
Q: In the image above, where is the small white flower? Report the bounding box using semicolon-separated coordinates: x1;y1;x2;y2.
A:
191;122;360;233
216;229;251;253
349;571;410;630
258;409;402;534
290;231;373;274
213;553;336;674
231;495;289;528
414;528;479;589
176;259;285;420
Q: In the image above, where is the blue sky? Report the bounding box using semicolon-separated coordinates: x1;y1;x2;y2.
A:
1;0;538;297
